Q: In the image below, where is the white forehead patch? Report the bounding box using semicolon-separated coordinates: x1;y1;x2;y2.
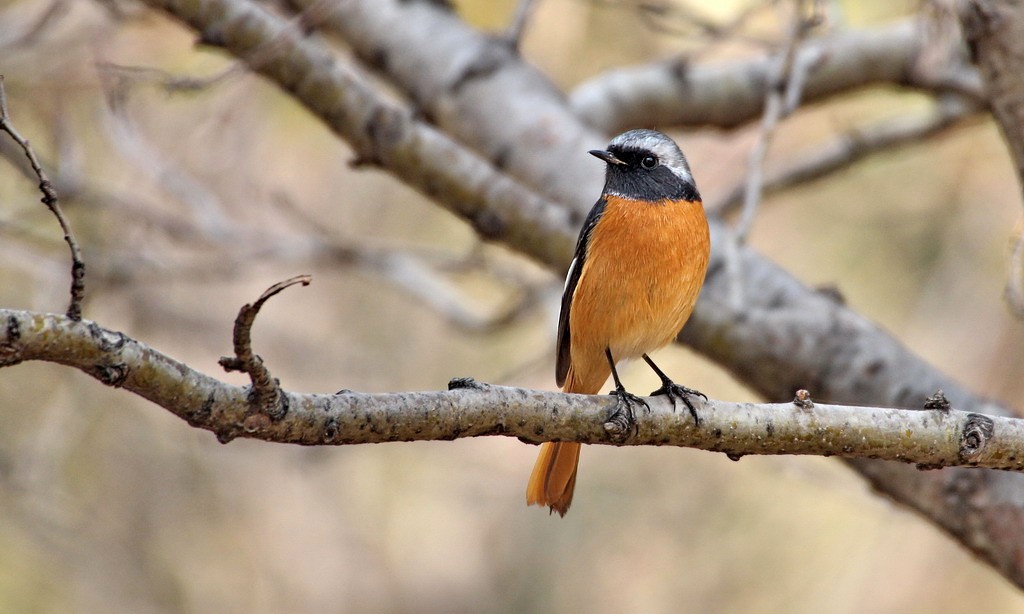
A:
608;129;693;183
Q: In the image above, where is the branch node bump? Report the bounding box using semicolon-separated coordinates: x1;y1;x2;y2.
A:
959;413;995;460
0;315;23;366
324;418;339;442
793;389;814;409
448;376;484;391
924;389;952;411
187;392;215;427
88;322;127;352
603;412;633;442
243;413;272;433
94;363;129;387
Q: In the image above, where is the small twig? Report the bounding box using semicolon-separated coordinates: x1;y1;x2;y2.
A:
736;0;820;243
218;275;312;420
724;0;819;308
504;0;537;51
0;75;85;320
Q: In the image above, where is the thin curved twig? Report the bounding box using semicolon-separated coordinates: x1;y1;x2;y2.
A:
218;275;312;420
0;75;85;320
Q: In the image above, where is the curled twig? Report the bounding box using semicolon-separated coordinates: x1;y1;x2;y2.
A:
219;275;312;420
0;75;85;320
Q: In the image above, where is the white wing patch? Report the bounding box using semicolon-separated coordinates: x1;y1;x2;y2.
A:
563;257;578;292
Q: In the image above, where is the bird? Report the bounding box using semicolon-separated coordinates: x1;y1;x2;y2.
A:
526;129;711;516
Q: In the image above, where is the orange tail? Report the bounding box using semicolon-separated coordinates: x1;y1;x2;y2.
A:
526;364;608;516
526;441;581;516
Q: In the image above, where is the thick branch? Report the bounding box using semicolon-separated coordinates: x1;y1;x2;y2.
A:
960;0;1024;193
143;0;575;269
3;308;1022;470
959;0;1024;317
284;0;608;210
569;18;984;133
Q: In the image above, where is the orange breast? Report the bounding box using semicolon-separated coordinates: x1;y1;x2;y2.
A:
563;195;709;394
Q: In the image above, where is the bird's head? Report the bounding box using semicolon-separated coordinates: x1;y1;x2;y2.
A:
589;129;700;202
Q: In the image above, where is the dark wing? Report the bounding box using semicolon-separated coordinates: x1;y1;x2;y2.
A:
556;197;608;387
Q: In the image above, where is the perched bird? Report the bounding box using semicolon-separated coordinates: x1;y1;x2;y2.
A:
526;129;710;516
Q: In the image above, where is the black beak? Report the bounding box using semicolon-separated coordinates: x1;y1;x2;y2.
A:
589;149;627;166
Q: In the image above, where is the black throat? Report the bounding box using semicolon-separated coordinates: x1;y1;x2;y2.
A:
603;150;701;202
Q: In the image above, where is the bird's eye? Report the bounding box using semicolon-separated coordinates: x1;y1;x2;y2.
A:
641;155;658;169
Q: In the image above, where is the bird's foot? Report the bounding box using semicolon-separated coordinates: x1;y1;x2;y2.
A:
650;381;705;426
603;386;649;440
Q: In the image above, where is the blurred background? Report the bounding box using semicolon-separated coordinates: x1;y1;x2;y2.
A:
2;0;1024;611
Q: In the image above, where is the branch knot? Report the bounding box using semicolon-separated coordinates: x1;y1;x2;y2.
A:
959;413;995;460
0;315;22;366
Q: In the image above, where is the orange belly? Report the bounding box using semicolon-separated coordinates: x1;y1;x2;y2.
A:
563;194;709;394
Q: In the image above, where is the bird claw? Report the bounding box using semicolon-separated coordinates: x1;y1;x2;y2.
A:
650;382;704;426
604;387;649;440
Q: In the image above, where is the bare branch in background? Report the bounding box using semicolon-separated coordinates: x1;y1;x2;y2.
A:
569;17;984;133
723;0;820;309
504;0;537;51
97;62;247;94
735;0;821;244
98;95;236;239
711;95;984;217
958;0;1024;321
0;0;70;50
1008;223;1024;318
1;125;545;334
151;0;577;268
0;75;85;321
589;0;776;48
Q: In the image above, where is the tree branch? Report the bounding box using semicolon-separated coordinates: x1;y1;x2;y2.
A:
569;17;984;133
959;0;1024;318
142;0;576;269
3;307;1022;470
283;0;608;211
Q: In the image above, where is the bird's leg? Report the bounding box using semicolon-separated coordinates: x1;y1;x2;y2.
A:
604;347;649;436
643;354;705;426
